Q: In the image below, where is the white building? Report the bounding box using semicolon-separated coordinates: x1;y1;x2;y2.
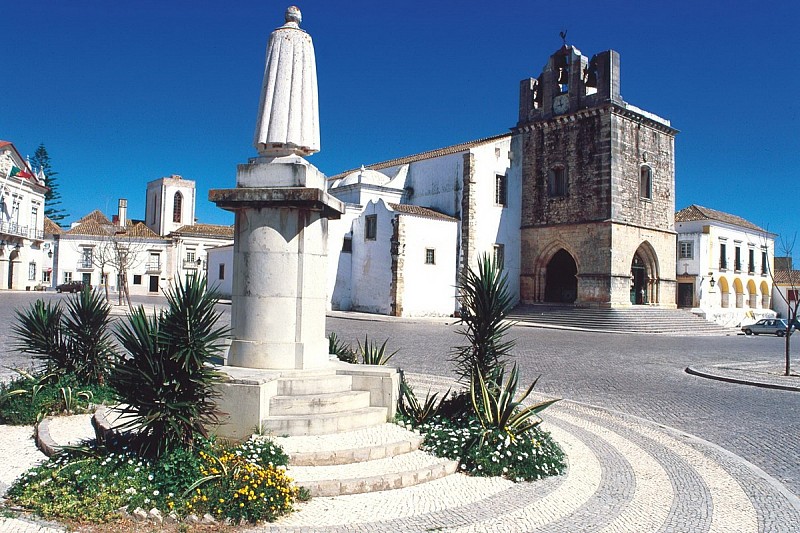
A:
771;258;799;321
0;141;49;290
57;203;172;295
325;134;519;317
675;204;776;327
53;175;233;296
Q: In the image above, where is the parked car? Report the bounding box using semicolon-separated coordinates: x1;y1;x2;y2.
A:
55;281;90;293
741;318;794;337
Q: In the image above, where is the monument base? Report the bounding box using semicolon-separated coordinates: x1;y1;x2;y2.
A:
211;360;400;441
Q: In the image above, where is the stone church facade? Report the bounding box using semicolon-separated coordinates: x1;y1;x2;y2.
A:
516;45;678;308
309;44;680;315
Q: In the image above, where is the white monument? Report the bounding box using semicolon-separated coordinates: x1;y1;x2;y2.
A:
209;6;398;439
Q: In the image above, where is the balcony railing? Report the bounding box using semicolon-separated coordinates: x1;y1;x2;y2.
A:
183;260;203;270
76;260;93;270
0;221;44;241
145;262;162;273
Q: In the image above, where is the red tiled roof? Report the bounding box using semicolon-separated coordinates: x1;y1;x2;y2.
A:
388;203;458;222
75;209;112;225
172;223;234;238
329;133;511;180
675;205;765;232
43;217;63;235
774;270;800;285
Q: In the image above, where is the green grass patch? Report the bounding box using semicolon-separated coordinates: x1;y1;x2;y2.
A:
6;436;298;525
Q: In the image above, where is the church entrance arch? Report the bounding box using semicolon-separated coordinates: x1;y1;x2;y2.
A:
629;242;660;305
544;249;577;303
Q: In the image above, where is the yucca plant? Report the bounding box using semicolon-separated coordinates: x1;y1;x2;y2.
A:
12;299;71;375
356;335;398;365
329;332;357;364
398;378;449;425
62;287;116;384
451;253;515;383
470;363;558;442
110;275;229;459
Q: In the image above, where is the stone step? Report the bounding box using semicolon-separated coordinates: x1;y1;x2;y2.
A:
287;450;459;497
270;390;372;416
274;423;424;466
261;406;389;436
277;373;353;396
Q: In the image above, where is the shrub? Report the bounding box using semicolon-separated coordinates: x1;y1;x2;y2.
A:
0;370;115;425
470;363;558;442
110;275;229;459
398;377;448;425
328;332;357;363
356;335;397;365
7;437;297;524
11;288;116;384
450;254;515;383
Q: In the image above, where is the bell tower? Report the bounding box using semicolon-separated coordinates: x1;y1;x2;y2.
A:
515;44;678;308
145;175;196;236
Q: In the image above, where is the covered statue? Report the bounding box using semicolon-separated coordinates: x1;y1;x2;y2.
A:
253;6;320;157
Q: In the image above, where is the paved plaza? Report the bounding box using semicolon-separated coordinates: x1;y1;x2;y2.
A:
0;291;799;531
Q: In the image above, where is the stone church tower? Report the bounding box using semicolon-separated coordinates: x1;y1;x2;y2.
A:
516;45;677;307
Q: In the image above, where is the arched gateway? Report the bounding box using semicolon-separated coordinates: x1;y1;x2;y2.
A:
545;249;577;303
630;242;661;305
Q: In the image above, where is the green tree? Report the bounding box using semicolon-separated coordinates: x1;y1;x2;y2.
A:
29;143;68;224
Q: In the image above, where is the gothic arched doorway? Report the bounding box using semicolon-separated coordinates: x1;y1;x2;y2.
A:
629;241;660;305
630;254;647;304
545;249;577;303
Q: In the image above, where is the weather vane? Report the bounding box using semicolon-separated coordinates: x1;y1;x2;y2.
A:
560;30;568;46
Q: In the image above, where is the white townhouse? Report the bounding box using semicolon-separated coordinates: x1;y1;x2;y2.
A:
675;205;776;327
0;141;49;290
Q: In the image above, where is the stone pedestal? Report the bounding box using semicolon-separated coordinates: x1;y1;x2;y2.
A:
210;159;343;370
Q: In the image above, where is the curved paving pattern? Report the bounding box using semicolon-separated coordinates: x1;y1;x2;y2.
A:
2;372;799;532
256;373;800;532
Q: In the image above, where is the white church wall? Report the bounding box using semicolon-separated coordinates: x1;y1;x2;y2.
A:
350;200;393;314
380;153;463;218
467;138;520;304
398;214;458;316
327;205;361;311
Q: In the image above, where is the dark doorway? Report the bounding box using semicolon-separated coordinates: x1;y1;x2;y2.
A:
149;275;159;292
630;254;647;304
678;283;694;308
544;249;577;303
7;249;19;289
82;273;92;286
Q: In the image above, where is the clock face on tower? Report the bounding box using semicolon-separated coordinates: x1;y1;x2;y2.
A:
552;94;569;115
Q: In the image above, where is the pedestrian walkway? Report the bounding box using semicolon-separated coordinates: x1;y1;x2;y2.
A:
687;359;800;392
2;373;799;532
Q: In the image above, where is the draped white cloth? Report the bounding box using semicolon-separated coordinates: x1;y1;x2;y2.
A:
253;17;320;157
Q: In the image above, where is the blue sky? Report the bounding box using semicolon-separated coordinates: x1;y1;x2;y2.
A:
4;1;799;257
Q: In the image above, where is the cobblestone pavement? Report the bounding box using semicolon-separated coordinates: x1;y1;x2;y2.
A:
1;292;799;531
687;360;800;392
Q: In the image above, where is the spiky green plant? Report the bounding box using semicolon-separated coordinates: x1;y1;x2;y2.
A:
11;300;71;375
356;335;397;365
398;378;449;425
329;332;357;364
451;253;516;383
62;287;116;384
470;363;558;442
110;275;229;459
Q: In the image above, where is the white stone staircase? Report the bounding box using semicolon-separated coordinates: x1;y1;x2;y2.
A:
272;423;458;497
260;370;389;436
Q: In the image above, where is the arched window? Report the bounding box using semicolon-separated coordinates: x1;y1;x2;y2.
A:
639;166;652;200
173;192;183;223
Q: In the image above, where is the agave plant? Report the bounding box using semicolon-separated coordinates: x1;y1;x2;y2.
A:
110;275;229;459
356;335;397;365
62;287;116;384
398;378;449;426
328;332;357;364
470;363;559;442
11;299;71;375
451;253;516;383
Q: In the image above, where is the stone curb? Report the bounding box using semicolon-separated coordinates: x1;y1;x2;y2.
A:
686;365;800;393
34;417;61;457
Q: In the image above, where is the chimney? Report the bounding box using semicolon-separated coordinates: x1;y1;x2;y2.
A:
117;199;128;228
